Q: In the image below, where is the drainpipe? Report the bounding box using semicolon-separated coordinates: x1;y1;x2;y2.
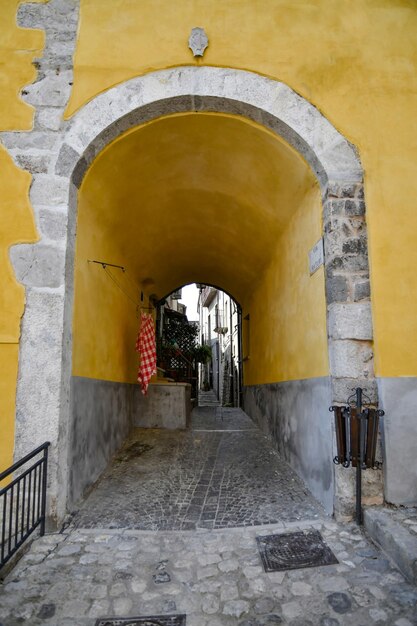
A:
229;299;234;406
217;340;220;402
237;305;243;408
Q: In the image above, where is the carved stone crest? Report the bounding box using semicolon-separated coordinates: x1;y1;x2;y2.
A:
188;27;208;57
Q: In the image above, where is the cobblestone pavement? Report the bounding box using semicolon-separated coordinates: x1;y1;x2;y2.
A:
73;408;323;530
191;406;257;431
1;408;417;625
1;520;417;625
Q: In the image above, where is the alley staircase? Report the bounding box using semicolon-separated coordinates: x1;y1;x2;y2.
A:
198;389;220;407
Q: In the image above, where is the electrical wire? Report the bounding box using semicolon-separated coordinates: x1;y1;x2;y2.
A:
98;265;155;319
103;266;140;308
123;269;144;293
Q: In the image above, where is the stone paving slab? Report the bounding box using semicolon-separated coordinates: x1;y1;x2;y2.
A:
1;520;417;626
72;425;323;531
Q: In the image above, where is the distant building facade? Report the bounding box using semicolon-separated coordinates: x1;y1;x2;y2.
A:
198;286;240;407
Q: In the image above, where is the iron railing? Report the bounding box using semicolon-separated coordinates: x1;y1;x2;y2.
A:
0;442;50;569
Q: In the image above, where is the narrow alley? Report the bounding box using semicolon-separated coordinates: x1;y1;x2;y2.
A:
1;406;416;626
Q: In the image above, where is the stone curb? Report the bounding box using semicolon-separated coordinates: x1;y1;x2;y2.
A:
364;506;417;585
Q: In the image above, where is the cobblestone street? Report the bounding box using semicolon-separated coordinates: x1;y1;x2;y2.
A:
1;407;416;625
73;407;323;530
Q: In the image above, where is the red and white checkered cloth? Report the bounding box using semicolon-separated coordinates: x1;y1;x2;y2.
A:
135;313;157;395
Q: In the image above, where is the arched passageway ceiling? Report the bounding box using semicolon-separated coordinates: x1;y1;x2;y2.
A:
78;112;318;303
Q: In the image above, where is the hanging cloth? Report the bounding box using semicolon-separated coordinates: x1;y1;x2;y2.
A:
135;312;157;395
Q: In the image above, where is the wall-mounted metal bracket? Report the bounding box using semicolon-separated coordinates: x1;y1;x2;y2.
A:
330;387;385;525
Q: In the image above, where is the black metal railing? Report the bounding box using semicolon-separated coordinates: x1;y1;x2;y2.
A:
0;442;50;569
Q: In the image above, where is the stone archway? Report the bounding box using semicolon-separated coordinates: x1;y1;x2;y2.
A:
9;67;375;521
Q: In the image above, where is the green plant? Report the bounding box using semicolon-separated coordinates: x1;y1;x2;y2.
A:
194;344;212;364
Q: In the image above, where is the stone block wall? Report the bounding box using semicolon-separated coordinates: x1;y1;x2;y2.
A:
0;0;80;522
321;181;383;516
323;182;376;403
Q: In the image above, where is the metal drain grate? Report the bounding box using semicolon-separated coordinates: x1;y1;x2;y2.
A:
256;529;338;572
95;615;186;626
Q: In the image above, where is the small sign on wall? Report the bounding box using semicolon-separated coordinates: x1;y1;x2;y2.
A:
309;238;324;275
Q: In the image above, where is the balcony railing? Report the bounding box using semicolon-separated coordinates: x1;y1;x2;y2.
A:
0;442;50;569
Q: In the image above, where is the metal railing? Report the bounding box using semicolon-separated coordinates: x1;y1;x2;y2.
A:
0;442;50;569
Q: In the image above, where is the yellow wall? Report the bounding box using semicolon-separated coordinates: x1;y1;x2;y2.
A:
0;1;45;473
0;345;20;476
244;185;328;385
0;0;46;130
73;112;324;383
65;0;417;377
72;199;141;383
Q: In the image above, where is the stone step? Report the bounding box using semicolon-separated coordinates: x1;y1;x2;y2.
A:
364;506;417;584
198;390;220;407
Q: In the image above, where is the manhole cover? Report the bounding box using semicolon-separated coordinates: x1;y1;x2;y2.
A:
256;530;338;572
95;615;186;626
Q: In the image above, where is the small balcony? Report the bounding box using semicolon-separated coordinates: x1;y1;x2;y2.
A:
201;285;217;307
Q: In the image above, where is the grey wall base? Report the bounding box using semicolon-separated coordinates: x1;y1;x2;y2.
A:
69;377;192;509
243;377;334;514
69;376;135;507
378;376;417;505
133;383;192;429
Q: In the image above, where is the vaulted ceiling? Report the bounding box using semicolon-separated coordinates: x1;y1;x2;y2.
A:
76;112;317;304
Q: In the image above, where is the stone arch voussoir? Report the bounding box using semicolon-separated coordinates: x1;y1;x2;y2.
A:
59;67;363;191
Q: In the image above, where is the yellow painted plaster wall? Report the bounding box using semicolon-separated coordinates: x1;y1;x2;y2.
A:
0;1;45;474
0;0;46;130
72;113;324;384
72;195;141;383
244;184;327;385
66;0;417;377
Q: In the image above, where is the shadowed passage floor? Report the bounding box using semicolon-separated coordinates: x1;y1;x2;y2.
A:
73;406;325;530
